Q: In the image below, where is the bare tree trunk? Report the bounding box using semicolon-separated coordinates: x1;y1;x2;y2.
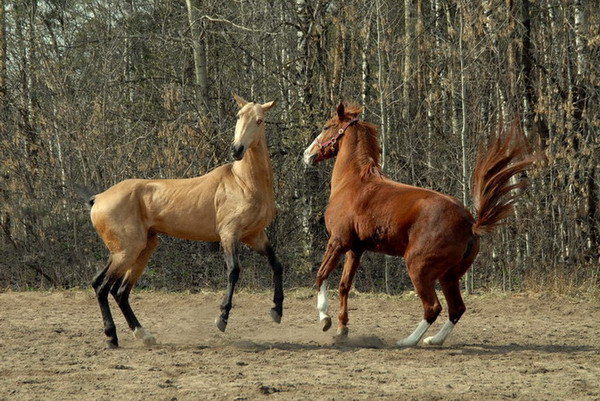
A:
402;0;413;122
0;0;10;246
572;0;597;261
458;6;473;294
361;15;371;113
0;0;6;110
185;0;208;115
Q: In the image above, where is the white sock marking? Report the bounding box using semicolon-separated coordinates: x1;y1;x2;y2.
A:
317;281;329;321
396;319;431;347
424;320;455;346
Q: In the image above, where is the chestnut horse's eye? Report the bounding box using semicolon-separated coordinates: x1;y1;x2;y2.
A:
257;119;263;125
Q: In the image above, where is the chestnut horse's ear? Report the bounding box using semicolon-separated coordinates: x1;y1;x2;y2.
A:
261;100;277;111
337;102;345;119
233;93;248;107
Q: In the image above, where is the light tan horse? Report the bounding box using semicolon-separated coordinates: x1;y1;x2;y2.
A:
88;94;283;348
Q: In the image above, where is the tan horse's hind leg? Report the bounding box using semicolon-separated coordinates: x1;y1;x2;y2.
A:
337;249;362;337
110;234;159;346
243;231;285;324
92;246;144;348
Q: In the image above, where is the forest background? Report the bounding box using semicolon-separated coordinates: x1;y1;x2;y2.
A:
0;0;597;295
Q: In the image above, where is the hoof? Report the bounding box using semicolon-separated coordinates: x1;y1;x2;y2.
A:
134;327;157;346
396;338;418;348
142;335;157;346
423;336;442;346
336;326;349;337
215;316;228;332
270;308;282;324
321;316;332;332
106;339;119;349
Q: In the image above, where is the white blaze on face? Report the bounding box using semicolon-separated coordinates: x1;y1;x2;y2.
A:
317;281;329;321
234;103;263;152
303;134;321;165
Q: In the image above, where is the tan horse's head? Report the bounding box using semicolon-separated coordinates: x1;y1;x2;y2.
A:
303;102;362;165
231;94;276;160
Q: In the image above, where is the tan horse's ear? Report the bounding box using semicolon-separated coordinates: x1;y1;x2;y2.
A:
261;100;277;111
336;102;345;118
233;93;248;107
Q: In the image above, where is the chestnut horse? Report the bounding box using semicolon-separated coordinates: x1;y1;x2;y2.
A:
87;95;283;348
303;103;534;346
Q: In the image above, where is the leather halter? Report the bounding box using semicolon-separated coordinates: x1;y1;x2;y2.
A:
314;118;359;153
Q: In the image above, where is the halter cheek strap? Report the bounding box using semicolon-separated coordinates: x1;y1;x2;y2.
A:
316;118;359;150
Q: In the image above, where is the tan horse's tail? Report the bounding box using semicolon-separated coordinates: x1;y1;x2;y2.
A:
471;122;536;236
72;183;98;208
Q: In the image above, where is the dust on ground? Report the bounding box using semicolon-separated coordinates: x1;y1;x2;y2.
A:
0;289;598;400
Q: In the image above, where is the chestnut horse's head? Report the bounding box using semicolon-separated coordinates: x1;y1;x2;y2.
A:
303;102;361;166
232;94;276;160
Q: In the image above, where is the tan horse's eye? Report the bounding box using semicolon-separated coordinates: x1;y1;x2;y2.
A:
256;119;263;125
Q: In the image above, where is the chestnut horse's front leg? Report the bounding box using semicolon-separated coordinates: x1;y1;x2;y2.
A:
315;239;346;332
337;249;362;337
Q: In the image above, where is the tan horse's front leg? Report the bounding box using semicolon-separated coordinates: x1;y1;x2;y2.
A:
215;236;240;332
337;249;362;337
315;239;345;332
244;231;285;324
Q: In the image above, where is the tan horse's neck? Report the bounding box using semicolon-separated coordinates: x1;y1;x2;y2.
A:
232;127;273;192
331;124;381;191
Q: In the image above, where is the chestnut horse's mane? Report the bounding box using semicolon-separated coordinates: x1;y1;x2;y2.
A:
343;105;382;178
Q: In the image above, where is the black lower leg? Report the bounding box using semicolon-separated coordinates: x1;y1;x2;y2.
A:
266;244;284;319
218;244;240;327
94;273;119;348
92;258;111;289
111;278;141;331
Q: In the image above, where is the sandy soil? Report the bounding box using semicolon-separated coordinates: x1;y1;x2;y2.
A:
0;289;598;401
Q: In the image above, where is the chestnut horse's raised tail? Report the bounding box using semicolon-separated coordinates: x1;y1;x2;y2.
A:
304;103;536;347
472;124;533;236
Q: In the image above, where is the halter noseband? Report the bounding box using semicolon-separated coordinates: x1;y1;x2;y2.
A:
315;118;359;151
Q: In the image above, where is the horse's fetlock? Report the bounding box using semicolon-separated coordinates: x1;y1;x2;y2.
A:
104;324;117;338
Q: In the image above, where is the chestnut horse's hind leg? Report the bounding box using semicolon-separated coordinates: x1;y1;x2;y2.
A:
397;263;442;347
337;249;362;337
244;232;285;323
215;238;240;332
110;234;159;346
315;239;345;332
423;276;464;346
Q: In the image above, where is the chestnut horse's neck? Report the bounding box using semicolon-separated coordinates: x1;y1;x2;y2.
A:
331;123;382;189
232;128;273;191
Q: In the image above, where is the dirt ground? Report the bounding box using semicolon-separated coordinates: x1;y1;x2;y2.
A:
0;289;598;401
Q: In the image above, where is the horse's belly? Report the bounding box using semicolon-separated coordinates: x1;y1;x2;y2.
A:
151;211;219;242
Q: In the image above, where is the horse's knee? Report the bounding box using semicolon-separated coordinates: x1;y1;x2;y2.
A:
339;281;351;295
